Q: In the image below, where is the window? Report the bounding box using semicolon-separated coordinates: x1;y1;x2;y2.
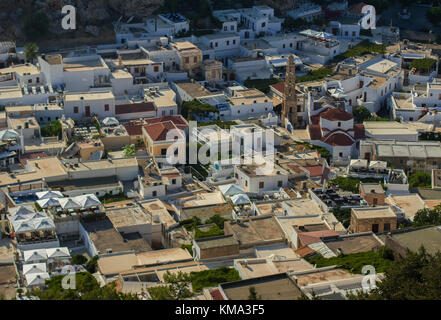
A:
193;56;198;63
224;26;227;31
74;106;79;113
226;40;230;45
233;39;236;44
373;198;378;205
28;79;32;83
152;191;157;197
283;44;286;49
104;104;109;111
161;148;167;155
215;42;218;47
345;31;348;36
372;223;379;233
134;67;139;73
259;182;264;189
231;25;234;31
297;106;301;112
245;180;248;186
352;31;356;36
290;43;293;48
154;66;159;72
184;57;189;64
277;181;283;187
339;152;343;157
172;179;176;185
261;22;266;28
384;223;391;232
338;122;341;127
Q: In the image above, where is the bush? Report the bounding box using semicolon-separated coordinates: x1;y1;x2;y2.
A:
243;78;282;94
194;224;224;239
205;214;228;229
331;207;351;228
297;67;333;83
190;267;241;292
410;58;437;72
332;40;385;63
330;176;383;193
72;254;88;265
41;120;62;139
181;99;218;120
413;205;441;227
85;256;99;273
306;247;395;274
408;171;431;189
353;105;372;123
181;244;193;256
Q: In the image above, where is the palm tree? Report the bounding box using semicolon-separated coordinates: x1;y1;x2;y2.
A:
24;43;39;62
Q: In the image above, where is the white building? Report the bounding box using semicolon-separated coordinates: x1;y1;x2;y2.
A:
63;91;115;120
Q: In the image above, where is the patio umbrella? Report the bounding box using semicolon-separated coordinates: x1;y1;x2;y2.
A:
102;117;119;126
36;190;63;200
36;198;60;208
9;205;34;216
34;218;55;231
75;194;101;209
58;198;82;210
0;129;19;140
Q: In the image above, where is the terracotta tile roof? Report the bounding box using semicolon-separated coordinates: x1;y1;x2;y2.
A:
322;131;354;146
319;107;353;121
304;165;323;177
144;120;184;142
124;124;143;136
115;102;155;115
354;123;366;139
271;82;285;94
308;124;322;140
295;246;315;257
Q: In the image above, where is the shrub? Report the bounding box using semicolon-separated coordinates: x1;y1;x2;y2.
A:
190;267;241;292
408;171;431;189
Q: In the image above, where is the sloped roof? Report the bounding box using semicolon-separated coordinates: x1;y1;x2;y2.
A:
144;120;183;142
115;102;155;115
320;107;353;121
322;131;355;146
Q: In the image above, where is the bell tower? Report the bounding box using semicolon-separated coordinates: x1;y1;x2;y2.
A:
281;55;297;129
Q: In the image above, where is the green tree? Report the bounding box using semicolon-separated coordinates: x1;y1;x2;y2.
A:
85;255;99;273
408;171;431;189
348;247;441;300
205;214;227;229
72;254;88;266
413;205;441;227
181;99;218;120
31;272;138;300
123;144;136;157
353;105;372;123
148;271;193;300
190;267;241;292
41;120;62;139
24;43;39;62
23;12;49;40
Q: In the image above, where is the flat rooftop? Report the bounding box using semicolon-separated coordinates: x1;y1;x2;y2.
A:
195;235;239;250
47;176;120;191
324;233;383;255
82;218;152;254
352;206;396;219
295;268;356;287
175;81;214;98
221;273;303;300
385;194;426;220
389;226;441;255
64;91;114;102
225;215;285;246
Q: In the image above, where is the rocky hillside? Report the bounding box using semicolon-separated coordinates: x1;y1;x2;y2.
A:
0;0;164;44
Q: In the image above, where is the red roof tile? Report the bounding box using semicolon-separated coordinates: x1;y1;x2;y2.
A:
322;131;354;146
354;123;366;139
298;230;339;246
320;107;353;121
115;102;155;115
304;165;323;177
295;246;315;257
124;124;144;136
144;120;185;142
308;124;322;140
271;82;285;94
